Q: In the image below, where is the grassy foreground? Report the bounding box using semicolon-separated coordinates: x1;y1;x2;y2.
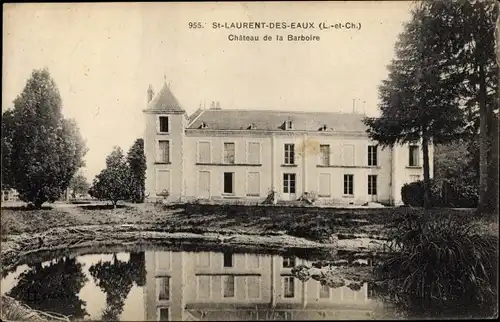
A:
2;202;494;238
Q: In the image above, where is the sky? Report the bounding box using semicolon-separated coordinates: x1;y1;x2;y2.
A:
3;1;414;182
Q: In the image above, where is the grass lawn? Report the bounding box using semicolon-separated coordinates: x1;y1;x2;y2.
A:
2;201;495;241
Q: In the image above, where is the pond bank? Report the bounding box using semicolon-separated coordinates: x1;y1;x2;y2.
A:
1;202;487;277
1;223;386;277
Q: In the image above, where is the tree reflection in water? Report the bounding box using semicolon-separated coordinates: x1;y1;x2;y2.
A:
89;252;146;321
6;257;89;320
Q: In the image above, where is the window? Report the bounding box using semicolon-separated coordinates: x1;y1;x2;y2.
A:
409;145;420;166
284;144;295;165
342;144;355;166
159;116;169;133
247;142;260;164
159;308;169;321
319;284;330;299
319;173;331;197
197;276;211;299
247;172;260;196
223;275;235;298
344;174;354;195
223;172;234;194
410;175;421;182
368;175;377;195
223;252;233;267
283;276;295;298
368;145;378;166
283;257;296;268
198;141;211;163
224;143;235;164
283;174;296;194
158;140;170;163
158;277;170;300
320;145;330;166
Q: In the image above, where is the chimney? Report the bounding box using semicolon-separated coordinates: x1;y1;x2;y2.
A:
211;101;215;109
147;85;154;103
216;101;220;110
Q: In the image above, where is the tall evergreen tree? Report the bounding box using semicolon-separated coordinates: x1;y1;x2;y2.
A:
422;0;499;214
1;110;15;189
7;68;86;208
364;3;467;208
126;138;146;203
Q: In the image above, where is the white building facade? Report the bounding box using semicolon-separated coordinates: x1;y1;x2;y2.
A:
144;83;432;206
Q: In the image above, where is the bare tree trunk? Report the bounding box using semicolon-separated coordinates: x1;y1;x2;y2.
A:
422;134;431;209
477;54;494;214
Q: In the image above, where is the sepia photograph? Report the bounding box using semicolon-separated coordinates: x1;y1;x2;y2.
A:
1;1;499;321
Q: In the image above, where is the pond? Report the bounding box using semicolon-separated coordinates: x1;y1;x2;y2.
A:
1;247;397;321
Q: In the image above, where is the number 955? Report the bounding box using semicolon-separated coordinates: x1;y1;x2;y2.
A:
189;22;203;29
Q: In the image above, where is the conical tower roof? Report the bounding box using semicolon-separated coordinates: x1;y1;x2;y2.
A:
146;82;184;113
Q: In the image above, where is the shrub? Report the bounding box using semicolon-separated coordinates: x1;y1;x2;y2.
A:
401;180;443;207
442;179;478;208
376;212;498;318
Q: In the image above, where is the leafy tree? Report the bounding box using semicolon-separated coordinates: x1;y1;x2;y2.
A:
434;138;479;187
89;147;132;208
7;257;89;320
6;68;87;208
422;0;498;213
126;138;146;203
69;173;90;198
89;254;135;321
364;3;467;208
1;110;15;189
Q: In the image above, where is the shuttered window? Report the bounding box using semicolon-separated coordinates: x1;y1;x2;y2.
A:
198;141;211;163
320;145;330;166
247;142;260;164
342;145;355;166
247;172;260;196
158;140;170;163
319;173;331;197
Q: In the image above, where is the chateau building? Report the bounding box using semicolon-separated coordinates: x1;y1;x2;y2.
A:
143;82;432;206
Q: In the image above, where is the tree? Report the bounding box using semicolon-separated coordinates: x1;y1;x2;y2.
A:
69;173;90;198
422;0;498;213
6;68;87;208
89;147;132;208
7;257;89;320
126;138;146;203
89;254;135;321
1;110;15;189
364;3;467;208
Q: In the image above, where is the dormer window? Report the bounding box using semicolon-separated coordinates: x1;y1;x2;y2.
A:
248;123;257;130
319;124;328;131
199;122;208;129
285;120;294;130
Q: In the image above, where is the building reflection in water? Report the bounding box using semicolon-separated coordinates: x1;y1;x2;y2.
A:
144;251;379;321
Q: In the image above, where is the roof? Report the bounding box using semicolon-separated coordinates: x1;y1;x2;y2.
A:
145;83;184;113
187;109;367;132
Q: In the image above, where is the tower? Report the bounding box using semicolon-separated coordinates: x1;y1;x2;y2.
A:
143;81;187;202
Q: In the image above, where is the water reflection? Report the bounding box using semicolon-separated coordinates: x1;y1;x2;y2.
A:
88;252;145;321
2;250;388;321
6;257;88;319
